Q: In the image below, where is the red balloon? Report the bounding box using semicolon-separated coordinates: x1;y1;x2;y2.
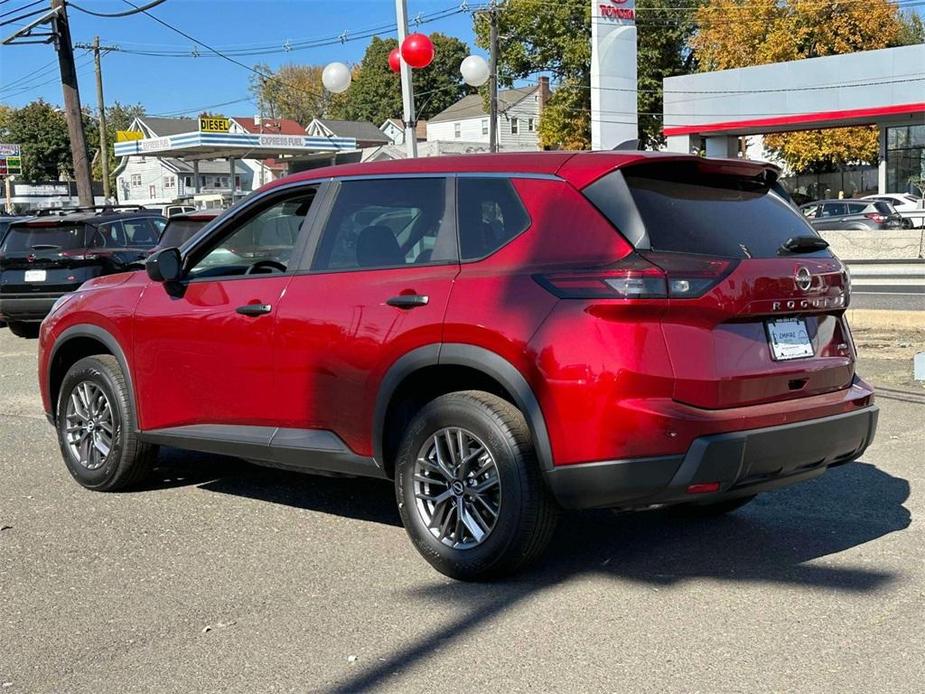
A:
388;47;401;73
401;33;435;69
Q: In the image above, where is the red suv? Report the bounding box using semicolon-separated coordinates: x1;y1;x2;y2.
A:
38;152;878;580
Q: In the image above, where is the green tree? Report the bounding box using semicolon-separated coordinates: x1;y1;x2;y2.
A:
328;33;472;124
0;100;71;181
474;0;698;150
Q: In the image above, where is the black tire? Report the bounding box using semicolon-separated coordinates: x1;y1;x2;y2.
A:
7;322;40;339
56;355;157;491
395;390;558;581
670;494;756;518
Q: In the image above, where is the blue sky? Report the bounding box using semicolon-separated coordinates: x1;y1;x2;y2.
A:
0;0;478;116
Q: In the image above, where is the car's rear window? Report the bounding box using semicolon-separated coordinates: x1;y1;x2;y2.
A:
587;162;825;259
1;224;85;253
873;201;893;214
159;219;210;248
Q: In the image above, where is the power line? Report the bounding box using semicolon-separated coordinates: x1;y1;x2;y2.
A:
83;2;475;58
67;0;167;18
0;0;43;19
0;4;46;26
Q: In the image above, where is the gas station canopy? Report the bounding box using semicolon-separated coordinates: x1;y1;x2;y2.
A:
114;129;357;161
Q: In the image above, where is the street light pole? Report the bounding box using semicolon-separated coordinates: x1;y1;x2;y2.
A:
394;0;418;158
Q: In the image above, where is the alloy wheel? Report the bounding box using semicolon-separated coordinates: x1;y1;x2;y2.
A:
412;427;501;549
64;381;114;471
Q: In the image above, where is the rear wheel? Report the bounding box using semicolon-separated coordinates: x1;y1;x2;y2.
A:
7;322;39;339
671;494;756;518
56;355;157;491
395;391;557;581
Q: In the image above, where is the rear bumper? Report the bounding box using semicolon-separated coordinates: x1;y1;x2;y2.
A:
0;292;67;322
546;405;879;510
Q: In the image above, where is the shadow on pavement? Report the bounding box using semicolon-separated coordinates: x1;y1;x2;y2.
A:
325;460;910;693
140;450;911;694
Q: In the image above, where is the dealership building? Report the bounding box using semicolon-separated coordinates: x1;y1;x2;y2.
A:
662;44;925;195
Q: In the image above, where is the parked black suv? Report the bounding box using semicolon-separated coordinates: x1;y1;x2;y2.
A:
0;207;166;337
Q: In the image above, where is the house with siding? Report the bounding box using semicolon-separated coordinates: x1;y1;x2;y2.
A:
426;78;551;150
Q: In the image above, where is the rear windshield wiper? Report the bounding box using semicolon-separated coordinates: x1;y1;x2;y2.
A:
31;244;61;250
779;236;829;254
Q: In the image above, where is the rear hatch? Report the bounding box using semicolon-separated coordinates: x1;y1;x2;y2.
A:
0;220;96;295
583;159;853;409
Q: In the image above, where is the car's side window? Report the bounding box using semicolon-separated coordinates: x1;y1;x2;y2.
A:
457;177;530;260
847;203;867;214
91;221;125;248
821;202;846;218
187;187;319;280
801;204;819;218
123;218;159;247
311;177;454;271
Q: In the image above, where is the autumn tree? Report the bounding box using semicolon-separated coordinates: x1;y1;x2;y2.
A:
692;0;913;173
249;63;332;126
474;0;700;150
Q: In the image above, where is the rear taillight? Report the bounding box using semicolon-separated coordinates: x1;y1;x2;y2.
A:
59;250;98;261
535;253;737;300
864;213;886;223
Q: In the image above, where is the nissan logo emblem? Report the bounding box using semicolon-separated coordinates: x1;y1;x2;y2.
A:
795;266;812;292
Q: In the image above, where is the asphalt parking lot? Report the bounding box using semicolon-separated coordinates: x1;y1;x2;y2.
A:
1;327;922;693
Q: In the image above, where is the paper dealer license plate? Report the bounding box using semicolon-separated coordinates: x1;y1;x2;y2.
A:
24;269;46;282
766;317;814;361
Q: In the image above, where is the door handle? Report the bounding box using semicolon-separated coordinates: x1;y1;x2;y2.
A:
386;294;429;309
236;303;272;317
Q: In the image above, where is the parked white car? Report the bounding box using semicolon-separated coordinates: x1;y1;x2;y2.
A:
862;194;924;228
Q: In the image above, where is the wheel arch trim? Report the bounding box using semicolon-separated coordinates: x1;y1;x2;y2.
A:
48;324;137;427
373;343;554;472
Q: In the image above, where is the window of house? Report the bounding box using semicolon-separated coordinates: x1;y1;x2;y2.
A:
454;122;461;138
184;176;192;187
481;119;488;135
528;118;535;132
188;187;319;279
148;184;156;198
234;175;241;190
312;178;454;271
131;174;142;187
457;178;530;261
511;118;519;134
164;175;175;188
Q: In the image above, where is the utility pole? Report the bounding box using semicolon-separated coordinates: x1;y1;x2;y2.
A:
394;0;418;158
52;0;93;207
488;7;499;153
92;36;110;201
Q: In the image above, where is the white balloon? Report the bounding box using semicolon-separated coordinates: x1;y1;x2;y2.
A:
460;55;490;87
322;62;351;94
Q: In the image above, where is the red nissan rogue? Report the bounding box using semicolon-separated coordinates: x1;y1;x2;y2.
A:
38;152;878;580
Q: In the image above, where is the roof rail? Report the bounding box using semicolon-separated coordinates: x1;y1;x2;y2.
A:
32;204;150;217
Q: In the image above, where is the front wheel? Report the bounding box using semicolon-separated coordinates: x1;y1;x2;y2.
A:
56;355;158;491
395;391;557;581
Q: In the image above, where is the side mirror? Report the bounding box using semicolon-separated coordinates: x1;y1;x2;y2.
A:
146;247;182;283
